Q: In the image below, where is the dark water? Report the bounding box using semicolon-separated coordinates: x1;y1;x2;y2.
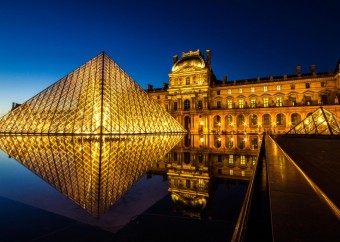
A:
0;134;257;241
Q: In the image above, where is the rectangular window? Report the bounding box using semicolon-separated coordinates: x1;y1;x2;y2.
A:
240;155;246;165
321;82;326;87
239;99;244;108
250;99;256;108
228;155;234;164
217;101;221;109
264;86;268;92
251;137;258;150
250;87;255;93
217;90;220;95
305;96;311;105
276;97;283;107
173;102;178;110
291;84;295;89
198;100;202;109
227;138;233;148
306;83;310;88
321;95;328;105
276;85;281;91
186;77;190;85
239;88;243;94
227;100;233;109
228;89;231;95
264;98;269;107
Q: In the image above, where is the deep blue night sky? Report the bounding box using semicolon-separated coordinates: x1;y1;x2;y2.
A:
0;0;339;116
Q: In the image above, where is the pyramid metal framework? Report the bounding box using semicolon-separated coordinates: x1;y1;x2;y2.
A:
0;134;184;217
0;52;186;134
286;107;340;135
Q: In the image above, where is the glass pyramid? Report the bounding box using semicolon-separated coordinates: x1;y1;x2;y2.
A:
0;134;184;217
0;52;186;134
286;107;340;135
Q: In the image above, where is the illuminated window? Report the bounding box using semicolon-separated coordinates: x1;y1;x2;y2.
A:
263;114;270;125
251;137;258;150
227;100;233;109
263;98;269;107
198;79;203;85
277;113;285;125
226;115;233;125
230;169;233;175
251;87;255;93
305;96;311;105
227;138;233;148
264;86;268;92
276;97;283;107
186;77;190;85
240;155;246;165
250;114;258;125
238;115;245;125
228;89;232;95
228;155;234;164
250;99;256;108
276;85;281;91
239;88;243;94
238;138;245;149
291;113;300;125
184;100;190;111
239;99;244;108
321;82;326;87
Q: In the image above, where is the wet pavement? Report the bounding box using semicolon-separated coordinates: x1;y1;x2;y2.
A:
266;135;340;242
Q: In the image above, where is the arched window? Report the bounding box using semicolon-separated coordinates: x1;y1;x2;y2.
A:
184;116;191;131
263;114;271;125
226;115;233;126
291;113;301;125
214;115;221;128
276;113;285;125
184;99;190;111
214;135;221;148
238;114;245;125
250;114;258;126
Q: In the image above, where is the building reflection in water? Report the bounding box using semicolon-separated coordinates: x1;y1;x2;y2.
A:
0;134;184;218
149;134;260;219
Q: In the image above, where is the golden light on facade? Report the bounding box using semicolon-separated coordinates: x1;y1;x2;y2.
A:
0;52;186;135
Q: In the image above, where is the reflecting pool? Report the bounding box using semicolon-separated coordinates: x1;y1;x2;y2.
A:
0;134;259;241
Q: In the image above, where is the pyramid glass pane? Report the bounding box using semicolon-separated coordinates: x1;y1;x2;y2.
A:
286;107;340;135
0;52;186;134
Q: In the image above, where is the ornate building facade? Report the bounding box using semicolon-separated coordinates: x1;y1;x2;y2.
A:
147;49;340;136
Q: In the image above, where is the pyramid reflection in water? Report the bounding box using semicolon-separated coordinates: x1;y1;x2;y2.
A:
0;52;186;134
0;134;184;217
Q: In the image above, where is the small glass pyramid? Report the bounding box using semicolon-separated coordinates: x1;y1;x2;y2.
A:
0;52;186;134
286;107;340;135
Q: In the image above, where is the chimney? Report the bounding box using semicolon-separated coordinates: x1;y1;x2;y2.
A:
173;55;178;64
147;84;153;90
206;49;211;67
310;64;316;76
296;66;301;77
223;75;227;84
163;82;168;89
